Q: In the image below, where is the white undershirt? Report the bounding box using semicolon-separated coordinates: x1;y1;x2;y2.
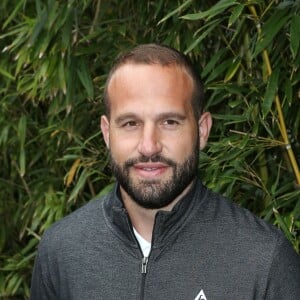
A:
133;227;151;257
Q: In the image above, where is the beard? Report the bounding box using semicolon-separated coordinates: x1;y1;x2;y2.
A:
110;146;199;209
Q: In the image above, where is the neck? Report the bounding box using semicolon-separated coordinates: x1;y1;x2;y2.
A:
120;181;194;242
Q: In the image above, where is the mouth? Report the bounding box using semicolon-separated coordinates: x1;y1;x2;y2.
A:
132;163;169;179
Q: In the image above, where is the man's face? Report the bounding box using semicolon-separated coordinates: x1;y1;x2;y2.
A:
101;63;211;209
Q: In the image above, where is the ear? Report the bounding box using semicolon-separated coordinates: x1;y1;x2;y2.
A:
198;112;212;150
100;115;110;148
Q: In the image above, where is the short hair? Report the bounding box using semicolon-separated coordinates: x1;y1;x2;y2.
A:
103;43;205;119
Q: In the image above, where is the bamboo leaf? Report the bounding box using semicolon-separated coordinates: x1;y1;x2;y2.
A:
253;10;290;57
290;14;300;59
213;113;247;122
201;48;227;78
16;252;36;269
46;0;60;31
18;115;27;147
0;67;15;80
6;275;23;295
0;125;10;146
262;68;279;118
273;208;294;242
185;19;223;53
294;198;300;218
271;162;281;195
239;135;250;149
65;158;81;187
17;116;27;176
228;3;244;27
77;59;94;98
283;78;292;105
0;225;6;253
28;8;48;46
61;7;73;51
96;182;115;198
229;15;246;44
157;0;193;25
58;58;67;95
205;58;234;83
181;0;237;21
2;0;25;30
35;33;51;59
15;51;29;75
19;147;26;177
68;168;90;202
35;0;43;15
224;57;241;82
20;238;38;255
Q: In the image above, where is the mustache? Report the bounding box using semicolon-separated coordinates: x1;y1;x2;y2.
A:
124;155;176;168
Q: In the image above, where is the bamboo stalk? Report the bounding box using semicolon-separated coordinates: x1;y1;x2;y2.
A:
89;0;102;35
248;5;300;185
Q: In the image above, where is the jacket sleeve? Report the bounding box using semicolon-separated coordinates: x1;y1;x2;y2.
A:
264;237;300;299
30;251;57;300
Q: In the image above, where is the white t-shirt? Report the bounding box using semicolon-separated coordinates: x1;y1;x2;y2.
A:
133;227;151;257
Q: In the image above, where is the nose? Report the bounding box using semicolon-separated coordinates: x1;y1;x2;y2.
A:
137;124;162;157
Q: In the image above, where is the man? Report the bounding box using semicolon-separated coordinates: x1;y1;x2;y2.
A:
30;44;300;299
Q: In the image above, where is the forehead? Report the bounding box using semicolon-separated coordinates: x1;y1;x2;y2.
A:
107;63;194;103
105;64;196;122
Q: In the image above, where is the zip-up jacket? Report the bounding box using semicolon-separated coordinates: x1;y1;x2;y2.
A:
30;179;300;299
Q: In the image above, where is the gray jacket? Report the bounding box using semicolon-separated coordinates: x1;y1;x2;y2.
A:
30;179;300;299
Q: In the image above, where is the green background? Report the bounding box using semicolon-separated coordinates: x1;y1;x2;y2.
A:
1;0;300;298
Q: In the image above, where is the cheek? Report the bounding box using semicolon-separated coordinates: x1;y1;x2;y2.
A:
163;133;197;159
109;134;138;162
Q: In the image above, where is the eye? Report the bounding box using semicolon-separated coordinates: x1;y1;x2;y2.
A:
164;119;178;125
123;120;138;127
162;119;180;128
120;120;140;130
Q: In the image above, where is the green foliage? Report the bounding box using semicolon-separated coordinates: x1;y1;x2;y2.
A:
0;0;299;298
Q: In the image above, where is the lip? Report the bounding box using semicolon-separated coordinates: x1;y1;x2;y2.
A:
132;163;169;178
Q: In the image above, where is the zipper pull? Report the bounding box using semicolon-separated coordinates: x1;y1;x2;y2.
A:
141;257;148;274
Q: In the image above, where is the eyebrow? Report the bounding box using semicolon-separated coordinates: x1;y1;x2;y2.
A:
114;112;187;125
114;113;139;125
156;112;187;121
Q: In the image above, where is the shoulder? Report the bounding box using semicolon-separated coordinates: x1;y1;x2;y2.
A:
193;185;294;260
192;185;300;297
201;187;282;237
38;192;111;255
193;185;299;275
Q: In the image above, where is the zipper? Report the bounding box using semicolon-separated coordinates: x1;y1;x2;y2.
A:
129;221;151;299
140;256;148;300
141;256;148;274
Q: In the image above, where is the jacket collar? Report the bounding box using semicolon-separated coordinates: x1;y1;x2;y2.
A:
103;178;207;249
